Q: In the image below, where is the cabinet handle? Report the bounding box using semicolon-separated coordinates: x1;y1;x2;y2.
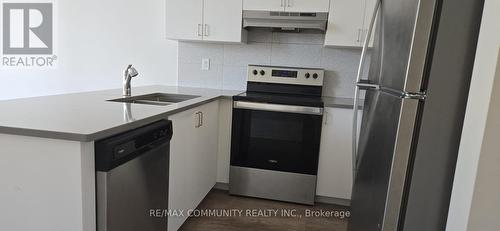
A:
195;112;202;128
197;24;203;37
200;112;204;127
287;0;291;7
280;0;284;7
324;110;329;125
204;24;209;37
268;159;279;164
356;29;361;43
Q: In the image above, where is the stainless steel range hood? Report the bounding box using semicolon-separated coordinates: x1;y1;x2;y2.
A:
243;11;328;32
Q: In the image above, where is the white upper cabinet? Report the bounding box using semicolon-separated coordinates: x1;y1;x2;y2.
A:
166;0;246;43
285;0;330;13
243;0;330;13
324;0;377;47
362;0;377;47
243;0;285;11
324;0;364;47
166;0;203;41
204;0;246;42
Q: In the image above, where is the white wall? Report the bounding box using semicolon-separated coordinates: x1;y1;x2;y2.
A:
467;48;500;231
446;0;500;230
0;0;178;100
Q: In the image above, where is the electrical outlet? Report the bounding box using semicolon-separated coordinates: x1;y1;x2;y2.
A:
202;58;210;71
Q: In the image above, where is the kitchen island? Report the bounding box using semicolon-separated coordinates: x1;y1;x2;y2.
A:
0;85;240;231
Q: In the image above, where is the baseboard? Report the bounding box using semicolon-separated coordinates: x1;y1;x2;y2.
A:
214;182;229;191
213;182;351;206
315;195;351;206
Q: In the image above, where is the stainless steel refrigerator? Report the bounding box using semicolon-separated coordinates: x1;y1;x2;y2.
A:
348;0;484;230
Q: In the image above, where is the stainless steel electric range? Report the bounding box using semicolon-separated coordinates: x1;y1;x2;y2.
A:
229;65;325;205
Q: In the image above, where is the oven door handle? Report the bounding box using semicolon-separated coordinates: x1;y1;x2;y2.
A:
234;101;324;115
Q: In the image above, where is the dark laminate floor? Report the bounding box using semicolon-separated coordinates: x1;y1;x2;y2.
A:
180;189;349;231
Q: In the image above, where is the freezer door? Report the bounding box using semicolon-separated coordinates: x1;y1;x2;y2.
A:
349;89;421;231
367;0;436;93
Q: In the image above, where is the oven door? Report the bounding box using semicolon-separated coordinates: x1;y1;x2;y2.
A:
231;101;323;175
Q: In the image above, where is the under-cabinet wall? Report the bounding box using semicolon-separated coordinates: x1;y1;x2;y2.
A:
177;29;370;98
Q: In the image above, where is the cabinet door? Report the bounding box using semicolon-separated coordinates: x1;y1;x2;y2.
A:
166;0;203;41
316;107;362;200
243;0;285;11
167;102;219;231
196;101;220;193
285;0;330;13
168;107;201;231
324;0;364;47
204;0;244;42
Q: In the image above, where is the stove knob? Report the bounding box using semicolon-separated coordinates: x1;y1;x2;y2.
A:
260;70;266;76
313;73;319;79
305;73;311;79
252;70;258;75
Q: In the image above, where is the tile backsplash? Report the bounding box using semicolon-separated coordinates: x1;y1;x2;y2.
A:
178;29;368;98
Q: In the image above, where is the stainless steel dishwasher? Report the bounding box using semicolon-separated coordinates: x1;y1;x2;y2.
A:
95;120;172;231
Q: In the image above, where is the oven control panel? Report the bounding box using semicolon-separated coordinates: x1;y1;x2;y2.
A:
247;65;324;86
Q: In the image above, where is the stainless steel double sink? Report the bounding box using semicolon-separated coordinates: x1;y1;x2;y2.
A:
108;93;200;106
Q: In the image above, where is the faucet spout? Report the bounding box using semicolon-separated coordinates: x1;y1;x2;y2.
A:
123;64;139;96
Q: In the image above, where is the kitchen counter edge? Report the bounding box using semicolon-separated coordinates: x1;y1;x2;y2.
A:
0;90;361;142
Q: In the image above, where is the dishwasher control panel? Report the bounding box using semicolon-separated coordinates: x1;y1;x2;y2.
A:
95;120;173;172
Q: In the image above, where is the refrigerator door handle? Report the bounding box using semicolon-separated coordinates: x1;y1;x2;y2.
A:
357;81;380;90
352;0;381;180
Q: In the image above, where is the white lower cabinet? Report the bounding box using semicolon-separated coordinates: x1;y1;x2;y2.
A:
167;101;219;231
316;107;362;200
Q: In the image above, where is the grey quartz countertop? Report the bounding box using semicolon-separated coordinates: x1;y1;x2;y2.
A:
323;96;363;109
0;85;361;142
0;85;242;142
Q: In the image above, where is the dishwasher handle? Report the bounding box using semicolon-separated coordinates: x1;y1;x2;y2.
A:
95;120;173;172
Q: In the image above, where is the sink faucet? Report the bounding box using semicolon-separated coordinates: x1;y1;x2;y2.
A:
123;64;139;96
